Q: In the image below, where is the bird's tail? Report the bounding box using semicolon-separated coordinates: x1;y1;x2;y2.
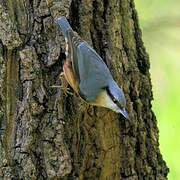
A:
55;16;73;38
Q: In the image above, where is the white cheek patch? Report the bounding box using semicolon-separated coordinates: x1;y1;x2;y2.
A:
109;100;120;112
102;92;120;112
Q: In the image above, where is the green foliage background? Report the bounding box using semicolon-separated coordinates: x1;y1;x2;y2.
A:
135;0;180;179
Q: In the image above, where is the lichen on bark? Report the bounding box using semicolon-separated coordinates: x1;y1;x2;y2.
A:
0;5;22;49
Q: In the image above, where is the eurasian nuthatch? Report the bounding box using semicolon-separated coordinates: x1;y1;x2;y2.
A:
56;16;129;119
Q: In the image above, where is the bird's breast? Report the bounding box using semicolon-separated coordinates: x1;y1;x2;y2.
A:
63;60;79;94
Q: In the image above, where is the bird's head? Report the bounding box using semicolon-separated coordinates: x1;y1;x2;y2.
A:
106;81;129;119
94;80;129;119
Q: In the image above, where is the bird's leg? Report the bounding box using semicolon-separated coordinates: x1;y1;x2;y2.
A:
51;58;79;97
63;60;79;95
50;72;73;96
59;72;74;96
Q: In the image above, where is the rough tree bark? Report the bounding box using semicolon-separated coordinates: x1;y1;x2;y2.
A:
0;0;169;179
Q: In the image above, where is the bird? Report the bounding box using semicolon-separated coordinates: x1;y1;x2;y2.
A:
55;16;129;119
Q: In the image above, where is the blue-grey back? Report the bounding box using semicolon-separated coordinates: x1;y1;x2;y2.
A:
77;42;113;101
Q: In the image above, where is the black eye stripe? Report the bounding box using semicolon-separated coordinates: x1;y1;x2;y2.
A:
112;98;117;103
105;87;113;99
106;87;117;103
105;86;123;109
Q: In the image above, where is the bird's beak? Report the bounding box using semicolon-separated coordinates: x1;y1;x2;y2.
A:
118;108;129;119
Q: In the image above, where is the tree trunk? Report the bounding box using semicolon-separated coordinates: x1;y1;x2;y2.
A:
0;0;169;179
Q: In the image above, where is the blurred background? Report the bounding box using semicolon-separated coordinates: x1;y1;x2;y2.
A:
135;0;180;179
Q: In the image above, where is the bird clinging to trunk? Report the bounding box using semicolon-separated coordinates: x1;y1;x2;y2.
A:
56;16;129;119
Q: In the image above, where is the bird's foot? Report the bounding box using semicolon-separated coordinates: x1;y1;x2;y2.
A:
50;72;73;96
60;72;73;96
50;85;73;96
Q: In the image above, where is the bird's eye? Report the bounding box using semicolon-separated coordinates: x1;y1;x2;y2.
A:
112;98;118;103
112;97;123;109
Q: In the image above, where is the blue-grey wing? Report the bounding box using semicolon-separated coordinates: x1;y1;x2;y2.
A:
77;42;112;101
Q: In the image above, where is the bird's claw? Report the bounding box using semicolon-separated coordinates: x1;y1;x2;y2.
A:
50;85;73;96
